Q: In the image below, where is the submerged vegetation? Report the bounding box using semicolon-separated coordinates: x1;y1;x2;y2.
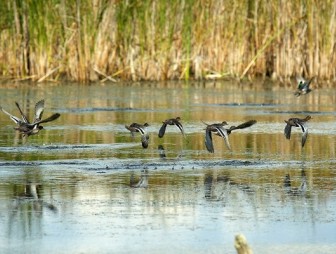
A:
0;0;335;83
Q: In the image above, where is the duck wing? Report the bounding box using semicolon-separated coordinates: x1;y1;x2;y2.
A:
34;100;45;122
205;128;214;153
284;123;292;139
141;134;149;148
139;125;149;148
230;120;256;131
174;121;185;137
32;113;60;125
1;107;23;125
298;122;308;147
304;77;314;89
158;122;167;138
15;102;30;123
215;126;231;150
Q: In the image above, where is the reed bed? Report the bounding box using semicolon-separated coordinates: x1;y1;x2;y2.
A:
0;0;335;83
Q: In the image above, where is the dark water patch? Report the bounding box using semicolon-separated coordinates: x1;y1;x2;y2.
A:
0;157;319;172
59;107;149;113
195;102;279;108
0;143;134;153
272;110;336;116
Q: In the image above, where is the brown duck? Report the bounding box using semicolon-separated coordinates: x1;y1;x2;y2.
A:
203;120;257;153
284;116;311;147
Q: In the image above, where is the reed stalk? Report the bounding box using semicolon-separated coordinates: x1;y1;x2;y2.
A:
0;0;335;83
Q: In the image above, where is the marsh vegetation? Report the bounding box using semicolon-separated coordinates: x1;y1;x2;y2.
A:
0;1;335;83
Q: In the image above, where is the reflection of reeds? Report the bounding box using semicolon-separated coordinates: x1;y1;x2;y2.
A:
0;1;336;82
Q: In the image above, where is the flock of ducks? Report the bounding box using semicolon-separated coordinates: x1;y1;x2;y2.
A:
1;77;313;152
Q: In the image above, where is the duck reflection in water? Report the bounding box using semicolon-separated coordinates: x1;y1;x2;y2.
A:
157;144;184;162
204;174;215;199
7;181;57;239
11;182;57;213
283;170;307;195
130;169;149;188
158;145;166;159
204;173;254;200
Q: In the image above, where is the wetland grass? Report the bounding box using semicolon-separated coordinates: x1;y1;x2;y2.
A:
0;0;335;83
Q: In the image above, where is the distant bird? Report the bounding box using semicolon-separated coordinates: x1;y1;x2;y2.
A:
203;120;256;153
284;116;311;147
158;117;185;138
0;99;60;137
294;77;314;96
125;123;149;148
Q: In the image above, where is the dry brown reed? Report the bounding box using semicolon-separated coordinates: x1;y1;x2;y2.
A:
0;0;335;83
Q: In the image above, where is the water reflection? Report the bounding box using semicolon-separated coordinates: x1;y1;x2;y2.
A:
7;180;57;241
204;172;255;201
283;170;308;196
130;169;149;188
0;81;336;253
157;145;166;159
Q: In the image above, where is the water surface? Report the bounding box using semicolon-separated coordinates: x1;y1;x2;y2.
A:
0;80;336;253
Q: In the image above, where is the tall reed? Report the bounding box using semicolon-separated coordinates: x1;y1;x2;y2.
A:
0;0;335;83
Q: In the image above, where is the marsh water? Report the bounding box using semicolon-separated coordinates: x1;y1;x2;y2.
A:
0;80;336;253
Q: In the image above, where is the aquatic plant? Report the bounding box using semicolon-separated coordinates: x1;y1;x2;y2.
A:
0;0;335;83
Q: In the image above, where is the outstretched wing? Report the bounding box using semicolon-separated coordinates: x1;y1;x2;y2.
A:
33;113;60;125
215;126;231;150
284;123;292;139
298;123;308;147
205;128;214;153
174;121;185;137
1;107;23;125
230;120;256;131
141;134;149;149
304;77;314;89
15;102;30;123
158;122;167;138
34;100;45;122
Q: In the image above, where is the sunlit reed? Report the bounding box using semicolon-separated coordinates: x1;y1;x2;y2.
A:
0;0;335;83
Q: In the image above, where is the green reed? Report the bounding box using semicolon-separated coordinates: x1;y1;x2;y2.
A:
0;0;335;83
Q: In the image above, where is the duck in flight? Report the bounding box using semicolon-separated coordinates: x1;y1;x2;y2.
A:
158;117;185;138
125;123;150;148
203;120;256;153
284;116;311;147
1;99;60;137
294;77;314;97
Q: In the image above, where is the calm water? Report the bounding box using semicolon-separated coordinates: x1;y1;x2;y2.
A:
0;80;336;253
